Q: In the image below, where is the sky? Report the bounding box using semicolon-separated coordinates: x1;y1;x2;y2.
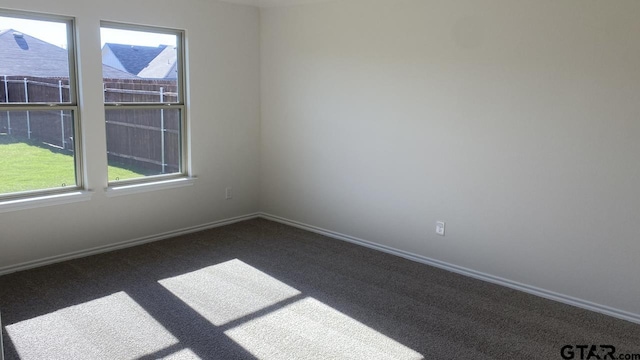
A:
0;16;176;49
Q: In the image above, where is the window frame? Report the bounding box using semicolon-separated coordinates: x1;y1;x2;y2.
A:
0;10;84;201
101;21;188;187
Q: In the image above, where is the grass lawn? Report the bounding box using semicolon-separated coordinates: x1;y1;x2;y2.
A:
0;135;143;194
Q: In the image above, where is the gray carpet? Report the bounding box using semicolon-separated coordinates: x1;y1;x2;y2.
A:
0;218;638;359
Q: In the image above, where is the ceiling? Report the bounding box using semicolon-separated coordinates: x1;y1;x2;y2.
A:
219;0;336;7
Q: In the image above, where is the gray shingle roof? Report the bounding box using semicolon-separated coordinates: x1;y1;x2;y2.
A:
103;64;138;79
0;29;69;77
136;46;178;79
0;29;137;79
104;43;168;76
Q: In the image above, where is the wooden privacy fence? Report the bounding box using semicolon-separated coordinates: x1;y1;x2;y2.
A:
0;76;73;149
0;76;180;173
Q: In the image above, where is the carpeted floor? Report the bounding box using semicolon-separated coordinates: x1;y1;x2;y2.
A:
0;218;638;359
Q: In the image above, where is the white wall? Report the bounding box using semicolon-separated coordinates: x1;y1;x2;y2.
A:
260;0;640;316
0;0;261;268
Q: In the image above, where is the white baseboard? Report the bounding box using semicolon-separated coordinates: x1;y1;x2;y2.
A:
0;308;4;360
258;212;640;325
0;213;260;276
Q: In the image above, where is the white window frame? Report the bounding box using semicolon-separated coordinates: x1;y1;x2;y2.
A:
101;21;188;187
0;10;83;201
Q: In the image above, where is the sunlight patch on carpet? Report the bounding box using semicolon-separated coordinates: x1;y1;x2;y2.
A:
159;259;301;326
6;292;179;360
224;297;423;360
160;259;423;359
159;348;201;359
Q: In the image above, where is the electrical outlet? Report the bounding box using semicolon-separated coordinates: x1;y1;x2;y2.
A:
225;187;232;200
436;221;445;236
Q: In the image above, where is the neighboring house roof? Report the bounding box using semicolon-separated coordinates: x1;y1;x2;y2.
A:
0;29;137;79
103;43;168;76
0;29;69;77
137;46;178;79
166;62;178;79
103;64;138;79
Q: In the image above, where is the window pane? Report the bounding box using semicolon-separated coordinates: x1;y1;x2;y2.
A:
0;110;76;194
100;27;179;103
106;108;181;181
0;16;71;104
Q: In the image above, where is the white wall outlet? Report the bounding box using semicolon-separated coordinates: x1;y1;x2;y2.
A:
225;187;233;200
436;221;446;236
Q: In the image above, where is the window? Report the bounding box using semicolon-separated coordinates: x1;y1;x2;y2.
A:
0;12;81;198
100;23;186;184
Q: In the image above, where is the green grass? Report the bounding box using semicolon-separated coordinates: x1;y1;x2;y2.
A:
0;134;143;194
108;162;147;182
106;160;155;182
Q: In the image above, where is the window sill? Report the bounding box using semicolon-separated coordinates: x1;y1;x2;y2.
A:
105;177;195;198
0;190;94;214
